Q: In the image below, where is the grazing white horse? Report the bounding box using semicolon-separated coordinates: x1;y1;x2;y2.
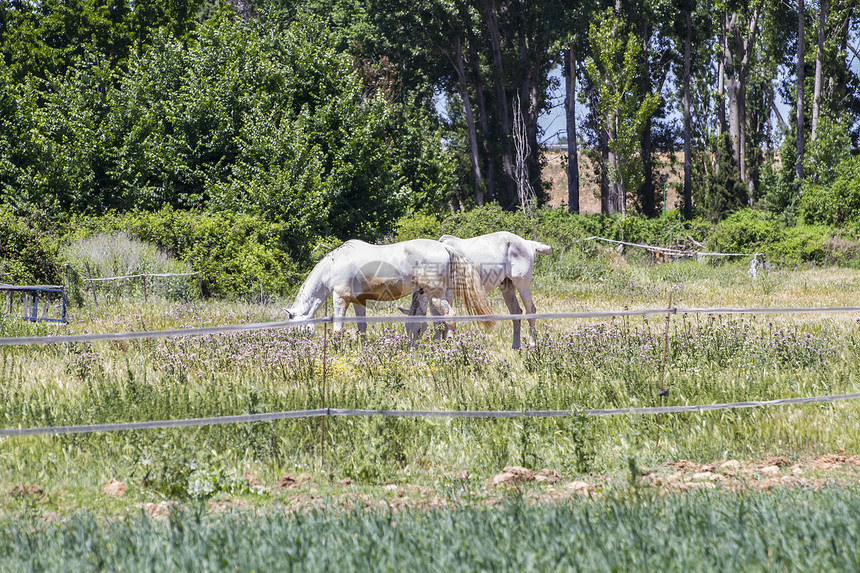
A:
284;239;495;339
405;231;551;348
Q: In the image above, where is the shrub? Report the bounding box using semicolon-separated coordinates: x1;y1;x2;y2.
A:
708;208;782;256
708;208;854;266
393;213;443;242
798;155;860;227
438;205;711;254
0;208;62;285
64;207;300;299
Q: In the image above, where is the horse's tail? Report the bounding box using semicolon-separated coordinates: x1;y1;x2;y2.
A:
527;240;552;256
445;245;497;328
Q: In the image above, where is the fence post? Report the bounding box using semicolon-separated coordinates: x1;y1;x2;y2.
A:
320;299;329;473
85;262;98;305
64;264;71;304
142;275;148;302
656;292;674;446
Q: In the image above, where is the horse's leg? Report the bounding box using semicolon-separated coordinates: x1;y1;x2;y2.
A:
332;296;349;336
500;279;523;349
513;280;538;345
354;303;367;339
403;290;431;344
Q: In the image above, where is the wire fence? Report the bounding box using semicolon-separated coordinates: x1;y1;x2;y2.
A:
2;303;860;437
4;305;860;346
81;272;201;283
2;393;860;438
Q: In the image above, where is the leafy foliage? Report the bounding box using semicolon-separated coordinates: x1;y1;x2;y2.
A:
698;134;748;222
0;208;62;285
66;208;300;298
708;208;853;265
584;8;661;203
0;10;454;243
799;155;860;228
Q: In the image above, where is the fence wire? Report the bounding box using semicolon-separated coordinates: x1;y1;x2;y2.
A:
2;393;859;437
3;305;860;346
2;304;860;438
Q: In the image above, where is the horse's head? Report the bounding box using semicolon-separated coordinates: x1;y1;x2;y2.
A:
283;307;315;333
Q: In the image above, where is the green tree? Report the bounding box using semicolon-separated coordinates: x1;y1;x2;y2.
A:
585;7;660;215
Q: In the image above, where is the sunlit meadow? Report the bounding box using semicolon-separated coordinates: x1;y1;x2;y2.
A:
2;247;860;511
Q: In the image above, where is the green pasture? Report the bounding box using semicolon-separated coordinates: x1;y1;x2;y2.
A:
1;251;859;511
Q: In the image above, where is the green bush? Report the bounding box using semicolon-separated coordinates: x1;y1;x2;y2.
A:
798;155;860;227
708;208;856;265
393;213;443;242
437;205;711;253
0;208;62;285
65;208;300;299
708;208;782;256
440;205;600;250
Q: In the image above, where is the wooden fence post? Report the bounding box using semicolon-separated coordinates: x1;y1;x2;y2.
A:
85;262;98;305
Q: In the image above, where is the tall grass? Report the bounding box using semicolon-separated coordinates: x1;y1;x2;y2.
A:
61;232;197;300
2;487;860;571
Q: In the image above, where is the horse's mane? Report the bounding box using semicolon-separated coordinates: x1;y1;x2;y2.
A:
292;251;336;310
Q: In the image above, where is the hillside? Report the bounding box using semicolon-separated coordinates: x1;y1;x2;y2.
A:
543;150;683;214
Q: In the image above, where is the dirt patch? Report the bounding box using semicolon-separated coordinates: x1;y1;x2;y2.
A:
535;468;562;484
7;484;43;498
137;501;176;518
103;479;127;497
277;473;311;490
760;456;791;468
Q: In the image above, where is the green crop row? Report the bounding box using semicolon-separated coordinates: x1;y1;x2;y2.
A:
2;487;860;571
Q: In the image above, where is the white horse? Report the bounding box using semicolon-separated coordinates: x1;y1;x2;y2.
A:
404;231;551;348
284;239;495;339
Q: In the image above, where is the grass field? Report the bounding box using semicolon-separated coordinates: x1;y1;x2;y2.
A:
2;246;860;567
3;487;860;571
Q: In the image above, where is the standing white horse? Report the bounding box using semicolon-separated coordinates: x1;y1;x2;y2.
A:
405;231;551;348
284;239;495;339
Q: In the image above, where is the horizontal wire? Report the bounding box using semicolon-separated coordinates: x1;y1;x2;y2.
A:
2;306;859;346
2;393;859;437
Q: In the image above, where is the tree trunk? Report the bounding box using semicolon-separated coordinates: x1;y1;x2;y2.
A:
513;0;543;207
811;0;828;141
564;42;580;214
607;114;624;214
716;12;727;138
453;37;484;206
724;8;760;202
483;0;516;208
638;20;656;217
599;120;610;214
682;11;693;219
468;43;495;203
796;0;805;180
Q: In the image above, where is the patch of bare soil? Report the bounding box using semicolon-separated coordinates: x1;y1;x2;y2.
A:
277;473;311;490
6;484;43;498
103;479;127;497
650;454;860;493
